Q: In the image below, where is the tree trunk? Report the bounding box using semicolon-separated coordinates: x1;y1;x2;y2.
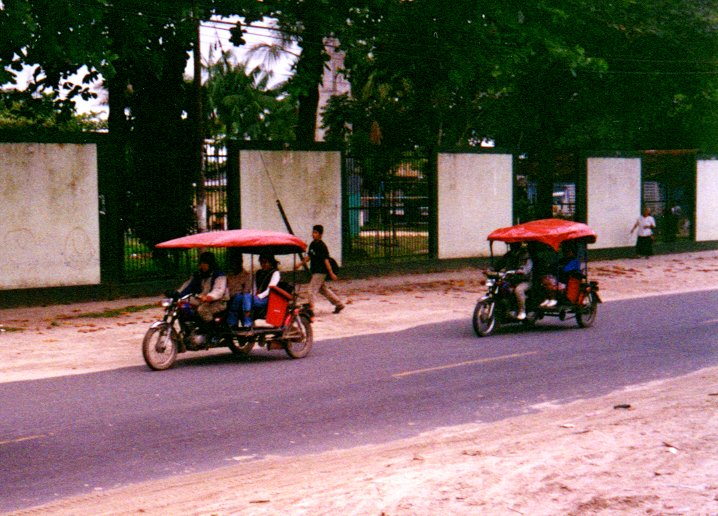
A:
293;20;326;145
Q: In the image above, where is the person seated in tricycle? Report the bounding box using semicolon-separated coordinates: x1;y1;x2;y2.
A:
176;251;229;322
539;244;582;308
227;253;281;329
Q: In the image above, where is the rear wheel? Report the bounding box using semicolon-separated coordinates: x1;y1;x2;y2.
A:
227;338;254;356
284;314;313;359
473;300;497;337
142;323;178;370
576;292;598;328
522;312;537;328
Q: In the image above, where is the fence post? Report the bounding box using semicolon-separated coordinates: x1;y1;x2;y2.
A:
428;148;438;259
98;136;125;284
226;139;241;230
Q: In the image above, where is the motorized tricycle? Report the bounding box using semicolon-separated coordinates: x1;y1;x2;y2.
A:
473;218;601;337
142;229;313;370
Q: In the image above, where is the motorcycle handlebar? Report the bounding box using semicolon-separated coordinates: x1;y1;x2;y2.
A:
485;269;516;278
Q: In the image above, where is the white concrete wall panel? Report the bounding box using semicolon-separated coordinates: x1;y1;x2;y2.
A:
239;150;342;264
587;157;641;249
696;159;718;241
0;143;100;289
437;153;513;258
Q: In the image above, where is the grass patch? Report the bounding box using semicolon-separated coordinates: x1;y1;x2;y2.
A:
0;325;25;333
63;304;157;320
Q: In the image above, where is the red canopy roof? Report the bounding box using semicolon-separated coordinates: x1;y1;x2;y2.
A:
487;219;597;251
156;229;307;255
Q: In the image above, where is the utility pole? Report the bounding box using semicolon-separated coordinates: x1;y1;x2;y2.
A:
193;0;208;233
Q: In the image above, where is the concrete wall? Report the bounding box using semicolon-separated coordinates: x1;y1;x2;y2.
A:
437;153;513;258
696;158;718;242
587;157;641;249
239;150;343;265
0;143;100;290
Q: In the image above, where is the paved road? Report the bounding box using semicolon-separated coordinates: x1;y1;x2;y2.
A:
2;291;718;512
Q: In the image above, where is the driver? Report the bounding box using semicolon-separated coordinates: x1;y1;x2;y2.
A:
493;242;533;320
177;251;229;322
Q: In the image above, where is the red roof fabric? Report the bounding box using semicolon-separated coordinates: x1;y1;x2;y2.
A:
487;219;597;251
156;229;307;255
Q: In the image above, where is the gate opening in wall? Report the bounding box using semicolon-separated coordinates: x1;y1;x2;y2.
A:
642;150;696;243
345;152;432;262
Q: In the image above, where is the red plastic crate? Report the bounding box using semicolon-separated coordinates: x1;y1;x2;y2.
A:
266;285;292;326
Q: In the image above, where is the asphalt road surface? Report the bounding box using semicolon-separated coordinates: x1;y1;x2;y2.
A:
2;290;718;512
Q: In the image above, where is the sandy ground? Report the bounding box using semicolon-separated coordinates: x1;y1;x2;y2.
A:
2;251;718;515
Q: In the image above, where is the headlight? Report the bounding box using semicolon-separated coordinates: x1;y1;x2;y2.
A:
485;279;495;287
161;299;172;307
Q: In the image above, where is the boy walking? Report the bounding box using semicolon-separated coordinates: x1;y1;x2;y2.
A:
297;224;345;314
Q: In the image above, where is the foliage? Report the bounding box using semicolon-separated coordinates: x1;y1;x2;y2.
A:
324;0;718;216
204;50;297;142
325;0;718;152
3;0;718;228
0;89;106;131
0;0;202;247
218;0;357;145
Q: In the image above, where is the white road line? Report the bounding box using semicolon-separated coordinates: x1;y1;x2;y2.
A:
392;351;538;379
0;434;47;446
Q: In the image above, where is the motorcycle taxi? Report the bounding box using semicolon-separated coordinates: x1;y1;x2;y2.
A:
142;229;313;370
473;219;601;337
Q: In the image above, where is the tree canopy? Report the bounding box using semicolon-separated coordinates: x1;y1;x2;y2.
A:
325;0;718;155
3;0;718;229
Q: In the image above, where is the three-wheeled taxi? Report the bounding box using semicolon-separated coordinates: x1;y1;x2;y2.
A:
473;218;601;337
142;229;313;370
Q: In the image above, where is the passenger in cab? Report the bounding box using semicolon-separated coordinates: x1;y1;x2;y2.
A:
230;253;280;328
539;244;582;308
225;251;252;329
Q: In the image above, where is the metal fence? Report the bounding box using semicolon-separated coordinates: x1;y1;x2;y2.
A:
120;147;435;280
121;142;229;281
345;153;432;262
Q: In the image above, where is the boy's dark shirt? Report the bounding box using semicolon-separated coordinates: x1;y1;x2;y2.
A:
308;239;329;274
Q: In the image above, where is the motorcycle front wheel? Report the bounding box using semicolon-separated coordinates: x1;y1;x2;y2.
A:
142;323;178;370
283;314;313;359
576;292;598;328
473;300;497;337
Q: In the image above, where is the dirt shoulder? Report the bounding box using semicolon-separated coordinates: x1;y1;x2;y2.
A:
3;251;718;514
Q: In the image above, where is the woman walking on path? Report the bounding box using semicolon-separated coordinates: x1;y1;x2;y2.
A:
630;207;657;258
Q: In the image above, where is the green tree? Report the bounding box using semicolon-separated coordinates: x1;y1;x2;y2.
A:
0;89;106;131
222;0;356;144
483;1;718;215
0;0;109;111
325;0;718;216
204;50;296;142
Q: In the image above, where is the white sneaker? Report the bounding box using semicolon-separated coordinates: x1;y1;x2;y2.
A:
546;299;558;308
539;300;550;308
516;311;526;320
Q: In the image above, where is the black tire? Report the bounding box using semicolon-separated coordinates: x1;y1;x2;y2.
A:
227;338;254;356
576;292;598;328
521;312;537;328
142;323;178;370
473;300;497;337
283;314;313;359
